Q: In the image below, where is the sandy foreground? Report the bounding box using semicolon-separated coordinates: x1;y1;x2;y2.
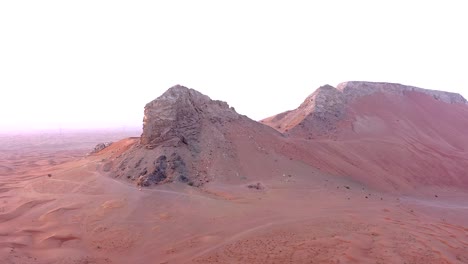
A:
0;131;467;264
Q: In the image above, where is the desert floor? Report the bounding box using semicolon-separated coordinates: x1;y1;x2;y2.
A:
0;131;467;264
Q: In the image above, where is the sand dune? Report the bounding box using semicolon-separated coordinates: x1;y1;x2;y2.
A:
1;132;466;263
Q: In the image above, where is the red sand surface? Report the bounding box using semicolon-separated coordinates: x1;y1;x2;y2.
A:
1;126;467;263
1;84;468;263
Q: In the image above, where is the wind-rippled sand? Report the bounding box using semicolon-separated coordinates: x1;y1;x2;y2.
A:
0;131;467;263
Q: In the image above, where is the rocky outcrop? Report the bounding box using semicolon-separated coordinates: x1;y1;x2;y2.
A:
261;85;346;136
109;85;242;187
135;153;188;186
141;85;238;146
101;82;468;192
296;85;346;135
90;142;113;154
337;81;467;105
262;81;467;137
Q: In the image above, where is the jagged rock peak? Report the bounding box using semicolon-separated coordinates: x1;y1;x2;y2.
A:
157;84;209;101
147;84;233;111
337;81;467;104
297;84;345;120
141;85;238;145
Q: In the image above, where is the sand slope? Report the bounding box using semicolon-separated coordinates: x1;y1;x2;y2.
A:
0;130;467;263
263;82;468;192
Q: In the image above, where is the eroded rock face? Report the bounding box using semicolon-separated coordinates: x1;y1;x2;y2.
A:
135;153;188;186
337;81;467;104
261;85;346;136
297;85;346;135
110;85;240;187
262;81;467;138
141;85;237;146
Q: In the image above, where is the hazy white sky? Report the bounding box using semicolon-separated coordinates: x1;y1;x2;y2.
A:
1;0;467;132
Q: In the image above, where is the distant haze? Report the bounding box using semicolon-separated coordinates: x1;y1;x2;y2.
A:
1;1;467;132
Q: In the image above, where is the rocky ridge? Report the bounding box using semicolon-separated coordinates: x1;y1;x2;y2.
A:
262;81;467;137
337;81;467;104
98;81;468;191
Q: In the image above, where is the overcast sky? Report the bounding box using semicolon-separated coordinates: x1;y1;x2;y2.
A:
1;0;467;132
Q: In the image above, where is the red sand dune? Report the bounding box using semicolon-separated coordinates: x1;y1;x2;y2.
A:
1;82;467;263
262;81;468;192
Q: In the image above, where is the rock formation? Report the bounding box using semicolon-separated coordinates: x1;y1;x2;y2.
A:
90;142;113;154
337;81;467;104
108;85;244;187
105;81;468;192
261;81;468;190
262;81;467;138
262;85;346;137
140;85;238;146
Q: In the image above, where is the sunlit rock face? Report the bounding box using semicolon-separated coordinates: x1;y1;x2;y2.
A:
140;85;237;146
110;85;242;187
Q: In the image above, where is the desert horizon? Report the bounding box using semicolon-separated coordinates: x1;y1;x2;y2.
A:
2;1;468;263
1;81;467;263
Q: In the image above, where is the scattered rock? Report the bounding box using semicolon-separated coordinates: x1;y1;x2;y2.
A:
136;155;168;186
90;142;113;154
247;182;264;190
